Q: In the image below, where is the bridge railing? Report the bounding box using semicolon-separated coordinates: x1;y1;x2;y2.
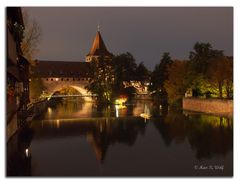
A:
41;94;98;99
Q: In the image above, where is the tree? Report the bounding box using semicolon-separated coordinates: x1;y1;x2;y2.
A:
149;52;172;92
86;57;115;104
21;10;41;65
164;60;190;106
189;42;223;75
207;56;233;98
29;77;46;101
149;52;173;105
112;52;138;97
135;62;150;83
224;57;233;98
189;42;224;97
189;74;214;98
113;52;137;83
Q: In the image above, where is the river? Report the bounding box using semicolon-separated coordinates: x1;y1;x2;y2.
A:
7;98;233;176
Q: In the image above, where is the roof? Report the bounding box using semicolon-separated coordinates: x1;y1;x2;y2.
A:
86;31;113;57
30;60;90;78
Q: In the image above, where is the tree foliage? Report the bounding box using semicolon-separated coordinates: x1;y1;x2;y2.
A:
207;56;233;98
149;52;172;105
112;52;137;87
85;57;115;104
189;42;223;75
112;52;149;98
59;87;81;95
21;10;41;65
187;42;233;98
162;42;233;107
29;77;46;101
164;60;190;106
86;53;150;103
149;52;172;92
135;62;150;83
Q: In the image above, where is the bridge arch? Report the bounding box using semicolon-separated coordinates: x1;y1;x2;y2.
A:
42;79;94;102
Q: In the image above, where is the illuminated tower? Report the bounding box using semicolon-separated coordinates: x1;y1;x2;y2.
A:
85;26;113;62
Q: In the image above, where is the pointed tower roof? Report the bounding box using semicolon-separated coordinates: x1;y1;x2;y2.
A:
86;31;113;57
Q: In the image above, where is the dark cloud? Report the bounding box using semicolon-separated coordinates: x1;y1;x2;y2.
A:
24;7;233;70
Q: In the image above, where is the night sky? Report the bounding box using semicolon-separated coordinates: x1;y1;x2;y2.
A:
24;7;233;70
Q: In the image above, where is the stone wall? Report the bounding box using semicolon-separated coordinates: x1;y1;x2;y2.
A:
182;98;233;116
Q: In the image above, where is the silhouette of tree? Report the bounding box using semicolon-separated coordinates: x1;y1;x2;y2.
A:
113;52;137;86
149;52;173;106
189;42;223;75
135;62;150;83
21;10;41;65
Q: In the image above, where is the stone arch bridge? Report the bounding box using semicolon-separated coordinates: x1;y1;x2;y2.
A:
31;60;149;101
42;78;94;102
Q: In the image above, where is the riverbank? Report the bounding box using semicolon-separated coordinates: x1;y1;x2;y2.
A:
182;97;233;117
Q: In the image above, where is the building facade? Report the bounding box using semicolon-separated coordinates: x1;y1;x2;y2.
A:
7;7;30;140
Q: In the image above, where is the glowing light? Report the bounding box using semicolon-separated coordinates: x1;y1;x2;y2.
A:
115;105;119;117
56;78;59;81
115;97;128;118
140;113;151;120
47;107;52;114
25;148;29;157
115;97;127;105
140;105;151;122
56;119;60;128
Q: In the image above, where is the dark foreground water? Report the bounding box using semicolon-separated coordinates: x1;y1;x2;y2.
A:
7;99;233;176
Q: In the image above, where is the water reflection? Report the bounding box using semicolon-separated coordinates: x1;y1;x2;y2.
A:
152;112;233;160
32;117;147;164
7;99;233;176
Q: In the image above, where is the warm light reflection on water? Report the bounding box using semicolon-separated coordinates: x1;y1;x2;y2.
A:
7;99;233;176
